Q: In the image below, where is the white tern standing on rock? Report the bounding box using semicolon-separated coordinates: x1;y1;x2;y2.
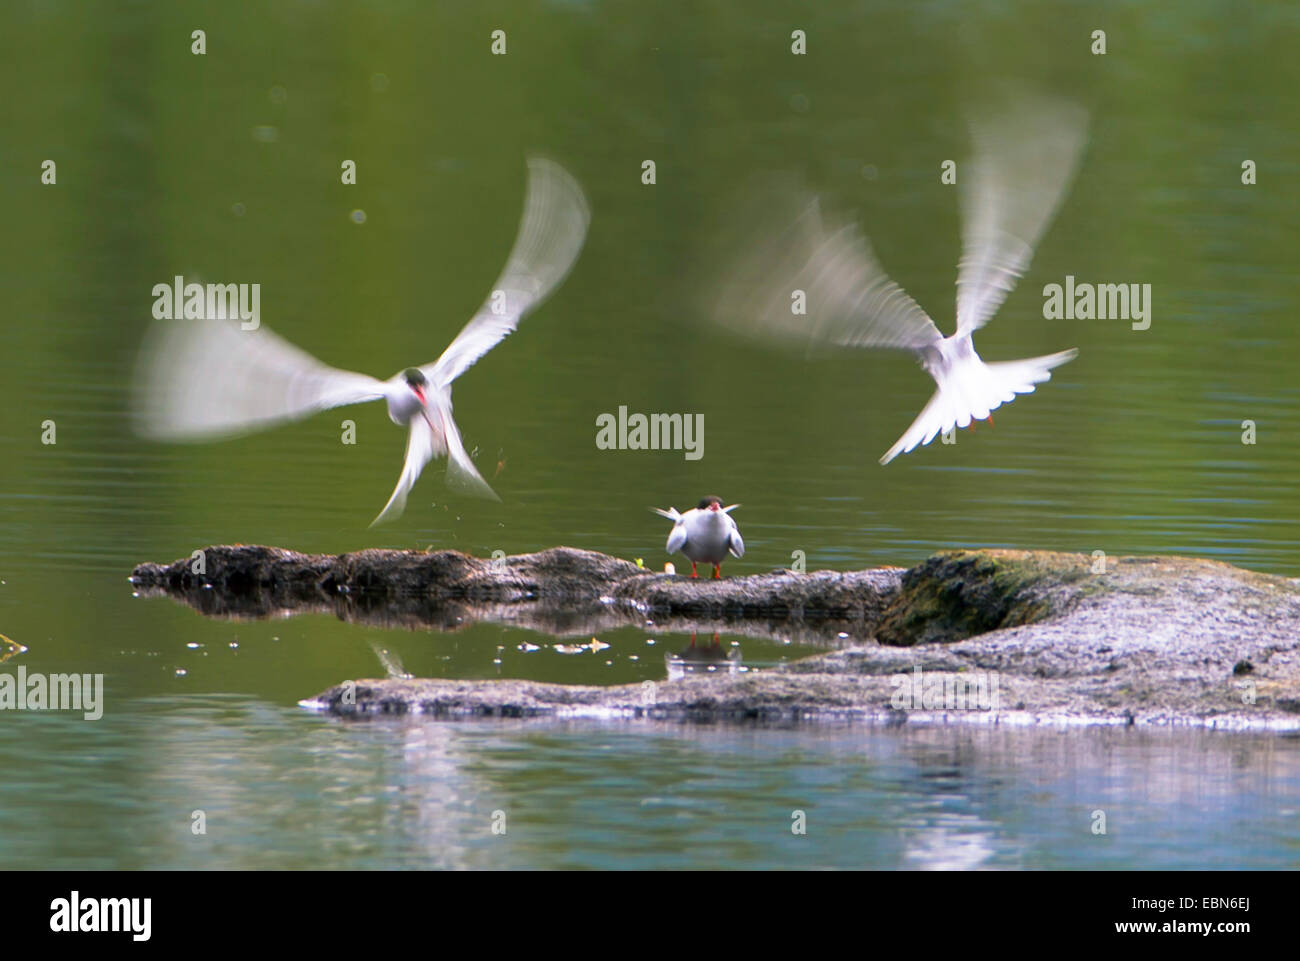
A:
653;496;744;579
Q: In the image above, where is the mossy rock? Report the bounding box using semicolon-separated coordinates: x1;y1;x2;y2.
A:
874;549;1091;646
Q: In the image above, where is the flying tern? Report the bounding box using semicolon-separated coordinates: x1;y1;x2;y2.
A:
133;157;590;525
653;496;744;579
714;95;1087;464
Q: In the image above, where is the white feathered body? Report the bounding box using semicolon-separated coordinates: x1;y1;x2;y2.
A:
656;506;744;564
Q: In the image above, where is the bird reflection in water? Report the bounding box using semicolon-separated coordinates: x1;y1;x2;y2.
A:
666;631;743;680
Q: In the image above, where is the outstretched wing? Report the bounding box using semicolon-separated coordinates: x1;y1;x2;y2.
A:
713;192;943;354
133;318;386;441
424;157;591;387
955;95;1088;336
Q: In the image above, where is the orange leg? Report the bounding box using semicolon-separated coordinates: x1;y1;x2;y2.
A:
712;563;722;580
690;561;698;579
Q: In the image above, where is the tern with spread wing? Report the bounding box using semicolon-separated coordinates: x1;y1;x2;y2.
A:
714;95;1087;464
133;157;590;525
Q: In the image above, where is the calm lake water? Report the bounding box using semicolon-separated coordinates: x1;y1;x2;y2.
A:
1;1;1298;869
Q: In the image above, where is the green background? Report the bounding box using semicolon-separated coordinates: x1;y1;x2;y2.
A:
0;0;1296;869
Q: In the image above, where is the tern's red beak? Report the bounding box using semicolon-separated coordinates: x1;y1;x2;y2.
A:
413;385;426;404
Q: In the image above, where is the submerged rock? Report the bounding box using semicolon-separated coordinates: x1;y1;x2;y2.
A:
131;544;1300;729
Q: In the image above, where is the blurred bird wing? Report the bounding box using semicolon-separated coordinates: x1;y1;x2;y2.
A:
714;193;943;355
424;157;591;386
133;318;386;440
955;96;1088;336
370;414;438;527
